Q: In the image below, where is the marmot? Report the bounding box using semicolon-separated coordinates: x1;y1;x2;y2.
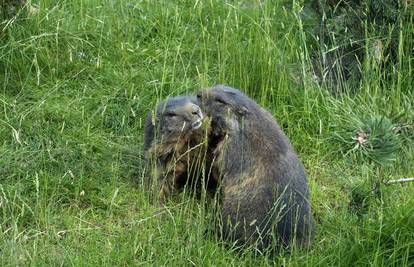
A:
143;96;216;203
197;85;315;250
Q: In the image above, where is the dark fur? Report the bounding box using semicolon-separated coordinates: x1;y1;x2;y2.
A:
143;96;216;202
197;85;315;250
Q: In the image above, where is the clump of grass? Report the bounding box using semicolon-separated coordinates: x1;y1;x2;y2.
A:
332;114;400;165
303;0;413;93
348;178;375;216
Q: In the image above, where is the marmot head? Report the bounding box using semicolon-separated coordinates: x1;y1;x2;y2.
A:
196;85;249;136
144;96;204;154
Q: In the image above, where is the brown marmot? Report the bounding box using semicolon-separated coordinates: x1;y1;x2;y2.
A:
197;85;315;250
143;96;216;203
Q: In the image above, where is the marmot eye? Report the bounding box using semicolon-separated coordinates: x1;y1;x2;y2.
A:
215;97;226;105
196;93;202;99
165;112;177;117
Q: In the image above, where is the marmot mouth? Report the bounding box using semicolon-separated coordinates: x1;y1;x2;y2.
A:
191;119;203;130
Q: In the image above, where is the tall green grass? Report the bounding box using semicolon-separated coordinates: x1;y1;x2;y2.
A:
1;0;413;266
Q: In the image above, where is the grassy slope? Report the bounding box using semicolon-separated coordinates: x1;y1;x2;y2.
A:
1;1;413;266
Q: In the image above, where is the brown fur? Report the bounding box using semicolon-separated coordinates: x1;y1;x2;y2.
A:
197;85;315;250
143;96;217;203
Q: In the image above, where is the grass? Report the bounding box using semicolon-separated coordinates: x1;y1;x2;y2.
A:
1;0;413;266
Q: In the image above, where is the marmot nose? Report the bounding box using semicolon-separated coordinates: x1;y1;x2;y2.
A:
189;104;203;119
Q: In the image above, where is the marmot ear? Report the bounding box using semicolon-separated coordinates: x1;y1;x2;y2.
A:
236;106;248;116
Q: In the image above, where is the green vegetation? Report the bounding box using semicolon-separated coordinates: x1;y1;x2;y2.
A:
305;0;413;91
1;0;413;266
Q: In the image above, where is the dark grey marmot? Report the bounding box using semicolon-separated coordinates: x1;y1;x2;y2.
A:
197;85;315;250
143;96;216;203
